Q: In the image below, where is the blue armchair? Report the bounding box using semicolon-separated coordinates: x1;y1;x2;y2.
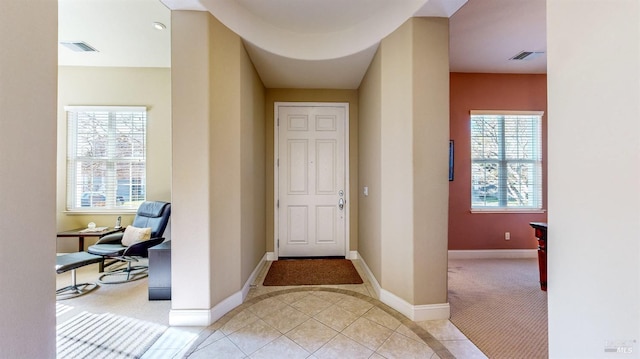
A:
88;201;171;284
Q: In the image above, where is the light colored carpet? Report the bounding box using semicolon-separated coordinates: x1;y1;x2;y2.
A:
448;258;548;359
57;311;166;358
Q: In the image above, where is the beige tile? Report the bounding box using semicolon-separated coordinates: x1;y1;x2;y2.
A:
342;317;393;351
417;319;468;341
188;337;246;359
395;324;424;343
248;296;289;319
290;293;332;316
335;296;374;316
279;291;312;304
195;330;225;351
313;304;359;331
363;306;401;331
262;305;310;334
220;310;260;335
314;334;373;359
309;290;349;304
286;318;339;353
227;319;281;355
249;335;310;359
376;332;435;359
441;339;488;359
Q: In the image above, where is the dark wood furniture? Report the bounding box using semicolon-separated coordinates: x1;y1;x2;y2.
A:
57;227;124;252
148;240;171;300
530;222;548;291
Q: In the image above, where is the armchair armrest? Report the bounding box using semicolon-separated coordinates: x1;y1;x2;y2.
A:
95;232;124;245
123;237;165;257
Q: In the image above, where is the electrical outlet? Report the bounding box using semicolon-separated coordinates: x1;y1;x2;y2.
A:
505;232;511;240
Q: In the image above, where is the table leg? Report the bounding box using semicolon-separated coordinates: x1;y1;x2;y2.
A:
78;236;85;252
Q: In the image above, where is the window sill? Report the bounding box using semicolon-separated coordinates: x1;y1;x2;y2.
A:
470;209;546;214
64;209;137;215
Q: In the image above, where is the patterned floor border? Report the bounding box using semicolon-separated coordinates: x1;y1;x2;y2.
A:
182;287;455;359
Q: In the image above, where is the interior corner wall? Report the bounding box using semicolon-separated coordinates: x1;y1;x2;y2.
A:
358;48;383;281
0;0;57;357
379;19;416;302
56;66;172;252
264;89;359;254
171;10;214;310
547;1;640;357
411;17;449;305
240;41;266;284
172;11;266;318
449;73;548;250
208;13;243;305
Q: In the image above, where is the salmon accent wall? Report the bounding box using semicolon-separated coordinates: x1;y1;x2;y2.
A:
449;73;547;250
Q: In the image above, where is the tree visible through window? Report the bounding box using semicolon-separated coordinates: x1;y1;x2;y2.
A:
66;106;147;211
470;111;543;210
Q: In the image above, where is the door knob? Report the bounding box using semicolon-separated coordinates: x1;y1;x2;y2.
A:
338;197;345;210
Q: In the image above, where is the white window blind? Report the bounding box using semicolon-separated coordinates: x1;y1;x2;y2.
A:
470;110;543;210
66;106;147;211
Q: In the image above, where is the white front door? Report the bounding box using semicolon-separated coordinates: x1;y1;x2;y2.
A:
276;103;348;257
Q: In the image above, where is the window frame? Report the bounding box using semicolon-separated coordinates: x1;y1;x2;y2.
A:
65;106;147;213
469;110;544;213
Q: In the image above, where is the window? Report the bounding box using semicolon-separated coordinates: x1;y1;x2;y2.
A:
470;110;543;210
66;106;147;211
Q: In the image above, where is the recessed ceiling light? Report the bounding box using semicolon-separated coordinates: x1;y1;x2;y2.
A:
153;22;166;30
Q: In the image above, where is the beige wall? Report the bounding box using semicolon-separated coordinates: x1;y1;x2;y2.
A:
240;46;266;282
547;1;640;356
359;18;449;307
0;0;57;356
265;89;359;253
410;18;449;304
171;11;265;317
171;10;215;310
380;19;416;301
56;66;172;252
358;49;383;280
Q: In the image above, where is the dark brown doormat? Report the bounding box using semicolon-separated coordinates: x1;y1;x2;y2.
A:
263;258;363;286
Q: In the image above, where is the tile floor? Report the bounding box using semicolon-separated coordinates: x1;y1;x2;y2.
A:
160;260;487;359
56;258;486;358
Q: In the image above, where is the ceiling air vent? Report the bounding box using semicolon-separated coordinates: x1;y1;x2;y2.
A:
509;51;544;61
60;41;99;52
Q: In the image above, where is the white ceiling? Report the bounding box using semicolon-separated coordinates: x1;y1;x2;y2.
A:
58;0;546;88
58;0;171;68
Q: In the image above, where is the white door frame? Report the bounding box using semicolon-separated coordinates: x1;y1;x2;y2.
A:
273;102;350;259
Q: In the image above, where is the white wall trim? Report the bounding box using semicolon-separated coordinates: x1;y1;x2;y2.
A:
357;253;381;299
170;254;268;326
357;252;449;321
168;309;212;327
266;251;277;261
347;250;358;260
242;253;268;300
448;249;538;259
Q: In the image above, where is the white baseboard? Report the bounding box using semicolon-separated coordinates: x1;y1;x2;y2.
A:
170;253;268;326
357;254;381;299
357;252;450;321
242;253;268;300
379;289;450;321
266;252;277;261
347;250;358;260
169;309;213;327
448;249;538;259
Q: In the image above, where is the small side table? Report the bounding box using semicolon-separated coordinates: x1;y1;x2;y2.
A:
57;227;124;252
